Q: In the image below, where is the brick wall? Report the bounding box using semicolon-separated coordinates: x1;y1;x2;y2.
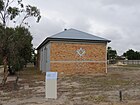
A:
50;41;107;74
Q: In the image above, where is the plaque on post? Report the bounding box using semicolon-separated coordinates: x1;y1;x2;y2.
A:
45;72;58;99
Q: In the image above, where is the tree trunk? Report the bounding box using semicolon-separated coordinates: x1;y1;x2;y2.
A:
2;56;9;86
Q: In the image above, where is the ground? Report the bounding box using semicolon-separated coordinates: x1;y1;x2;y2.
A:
0;65;140;105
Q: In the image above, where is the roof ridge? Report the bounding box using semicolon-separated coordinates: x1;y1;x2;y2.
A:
50;28;108;40
37;28;111;50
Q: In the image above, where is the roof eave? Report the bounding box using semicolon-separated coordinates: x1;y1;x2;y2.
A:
36;37;111;50
48;37;111;43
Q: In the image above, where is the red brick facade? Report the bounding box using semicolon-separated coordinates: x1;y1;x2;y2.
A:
50;41;107;74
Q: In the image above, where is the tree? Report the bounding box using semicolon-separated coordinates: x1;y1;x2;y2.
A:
107;47;117;60
0;0;41;27
123;49;140;60
7;27;33;74
0;0;41;85
107;47;117;64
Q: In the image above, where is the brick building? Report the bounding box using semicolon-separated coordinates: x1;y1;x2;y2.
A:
37;29;110;74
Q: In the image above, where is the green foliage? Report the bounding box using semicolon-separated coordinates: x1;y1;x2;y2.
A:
107;47;117;64
0;0;4;11
25;5;41;23
7;7;19;20
0;24;33;72
0;24;3;47
0;0;41;27
107;47;117;60
0;24;7;56
15;27;33;63
123;49;140;60
0;0;41;76
7;27;33;72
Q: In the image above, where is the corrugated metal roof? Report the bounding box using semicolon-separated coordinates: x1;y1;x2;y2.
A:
50;28;109;41
37;28;111;50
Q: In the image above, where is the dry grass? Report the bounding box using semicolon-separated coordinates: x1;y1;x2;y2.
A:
120;64;140;68
0;65;140;105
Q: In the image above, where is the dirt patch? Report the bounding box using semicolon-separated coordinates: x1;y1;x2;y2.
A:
0;66;140;105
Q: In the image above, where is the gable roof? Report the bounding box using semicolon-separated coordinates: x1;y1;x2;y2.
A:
37;28;111;50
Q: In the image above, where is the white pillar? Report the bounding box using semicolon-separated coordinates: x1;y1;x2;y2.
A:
45;72;57;99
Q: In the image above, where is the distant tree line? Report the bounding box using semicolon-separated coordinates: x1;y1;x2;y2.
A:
107;47;140;64
123;49;140;60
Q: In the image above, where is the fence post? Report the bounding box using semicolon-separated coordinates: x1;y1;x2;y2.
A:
119;90;122;102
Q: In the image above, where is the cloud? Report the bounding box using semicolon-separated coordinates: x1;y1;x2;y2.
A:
100;0;140;7
29;16;66;47
23;0;140;55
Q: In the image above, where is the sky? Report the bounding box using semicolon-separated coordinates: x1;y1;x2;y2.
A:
22;0;140;55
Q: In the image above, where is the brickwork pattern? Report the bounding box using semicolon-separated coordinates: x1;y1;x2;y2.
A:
50;42;106;61
51;62;106;74
50;42;107;74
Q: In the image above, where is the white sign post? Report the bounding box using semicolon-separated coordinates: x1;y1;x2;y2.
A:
45;72;58;99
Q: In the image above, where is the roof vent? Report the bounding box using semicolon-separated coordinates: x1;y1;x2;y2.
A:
64;29;67;31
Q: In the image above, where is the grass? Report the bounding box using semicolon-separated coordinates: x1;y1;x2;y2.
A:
121;64;140;68
62;72;132;92
20;67;45;81
82;95;108;103
117;64;140;69
1;66;140;105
